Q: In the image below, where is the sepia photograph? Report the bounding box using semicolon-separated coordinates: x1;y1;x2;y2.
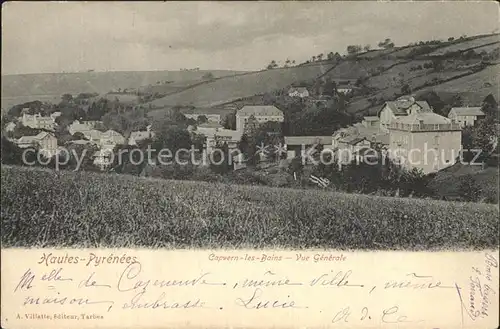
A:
1;1;499;251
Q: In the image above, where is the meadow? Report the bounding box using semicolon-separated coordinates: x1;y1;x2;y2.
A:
1;165;498;250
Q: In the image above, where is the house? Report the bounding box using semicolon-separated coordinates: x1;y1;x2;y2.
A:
387;112;462;174
336;88;353;95
448;107;485;127
184;113;221;123
99;130;126;147
284;136;333;160
205;129;243;154
21;113;56;131
332;121;390;166
306;95;332;106
362;116;380;129
332;122;389;149
68;120;101;135
378;96;432;132
288;87;310;98
50;111;62;119
189;122;224;138
180;107;227;124
334;135;375;165
129;126;155;146
81;129;125;148
16;132;58;158
236;105;284;132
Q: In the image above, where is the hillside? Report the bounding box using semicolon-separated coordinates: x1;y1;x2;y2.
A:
1;165;498;249
145;33;500;114
429;162;499;202
149;62;335;108
1;70;246;111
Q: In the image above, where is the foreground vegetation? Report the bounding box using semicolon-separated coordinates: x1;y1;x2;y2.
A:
1;165;498;250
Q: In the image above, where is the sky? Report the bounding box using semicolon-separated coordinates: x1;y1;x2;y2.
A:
2;1;499;75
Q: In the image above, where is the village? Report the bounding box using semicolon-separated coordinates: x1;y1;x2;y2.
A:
1;84;496;179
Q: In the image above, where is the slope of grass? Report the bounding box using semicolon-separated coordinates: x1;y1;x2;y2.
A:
148;63;335;108
427;34;500;56
1;165;498;250
1;70;246;99
429;163;499;201
429;64;500;99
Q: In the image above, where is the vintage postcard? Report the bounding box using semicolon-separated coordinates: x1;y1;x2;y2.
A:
1;1;499;328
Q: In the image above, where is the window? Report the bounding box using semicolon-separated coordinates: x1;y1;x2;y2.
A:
434;135;439;146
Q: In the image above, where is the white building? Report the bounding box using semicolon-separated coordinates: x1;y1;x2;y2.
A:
388;112;462;174
16;132;59;158
68;120;102;135
448;107;485;128
21;113;56;131
129;125;155;146
236;105;284;132
378;96;433;132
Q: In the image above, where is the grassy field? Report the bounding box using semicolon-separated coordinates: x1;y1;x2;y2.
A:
427;34;500;56
429;163;499;202
1;165;498;250
1;70;245;100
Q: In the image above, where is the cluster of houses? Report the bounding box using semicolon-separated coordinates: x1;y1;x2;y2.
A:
188;95;486;174
4;108;154;169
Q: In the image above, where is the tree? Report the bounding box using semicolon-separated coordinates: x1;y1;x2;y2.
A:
241;115;260;166
327;52;334;60
432;58;444;72
363;44;371;52
1;136;23;165
288;156;303;179
317;53;324;61
210;141;232;174
11;124;42;139
196;115;208;124
221;110;236;130
323;78;337;97
482;94;498;117
401;84;412;95
416;91;446;116
472;118;497;156
61;94;73;103
267;60;278;70
346;45;362;55
458;175;482;202
191;133;206;153
451;94;464;107
378;38;395;49
152;125;192;157
202;72;215;80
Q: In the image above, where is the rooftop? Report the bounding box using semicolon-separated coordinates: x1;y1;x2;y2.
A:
449;107;485;117
394;112;451;125
284;136;332;146
379;97;432;116
180;107;229;115
389;112;461;131
237;105;283;117
288;87;309;93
